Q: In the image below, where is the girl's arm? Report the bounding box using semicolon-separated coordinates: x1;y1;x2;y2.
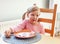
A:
10;20;27;33
5;20;27;37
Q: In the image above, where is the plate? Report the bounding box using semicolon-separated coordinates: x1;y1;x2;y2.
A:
14;31;36;38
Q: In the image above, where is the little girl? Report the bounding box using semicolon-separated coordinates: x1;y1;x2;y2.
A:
5;4;45;37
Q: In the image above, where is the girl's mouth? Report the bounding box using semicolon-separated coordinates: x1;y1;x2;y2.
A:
33;19;36;21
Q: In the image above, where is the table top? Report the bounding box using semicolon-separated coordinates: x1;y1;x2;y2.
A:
1;34;60;44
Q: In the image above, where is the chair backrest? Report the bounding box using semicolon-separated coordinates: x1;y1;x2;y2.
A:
38;4;57;37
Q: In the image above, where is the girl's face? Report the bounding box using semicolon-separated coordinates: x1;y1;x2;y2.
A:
28;11;40;24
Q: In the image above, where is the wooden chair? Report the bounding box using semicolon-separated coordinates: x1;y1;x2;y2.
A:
38;4;57;37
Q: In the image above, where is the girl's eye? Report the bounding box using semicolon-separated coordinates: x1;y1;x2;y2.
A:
36;15;39;17
31;14;34;16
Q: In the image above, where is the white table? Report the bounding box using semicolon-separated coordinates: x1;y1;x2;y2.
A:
0;34;60;44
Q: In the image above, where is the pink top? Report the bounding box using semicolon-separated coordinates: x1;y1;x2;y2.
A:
10;20;45;34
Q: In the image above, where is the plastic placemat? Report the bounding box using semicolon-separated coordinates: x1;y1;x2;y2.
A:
1;33;41;44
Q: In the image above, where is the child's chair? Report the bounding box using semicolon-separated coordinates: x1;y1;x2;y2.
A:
38;4;57;37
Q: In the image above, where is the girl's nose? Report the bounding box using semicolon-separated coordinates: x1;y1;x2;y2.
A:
34;16;37;19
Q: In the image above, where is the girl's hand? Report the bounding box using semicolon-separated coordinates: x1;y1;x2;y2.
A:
5;29;11;38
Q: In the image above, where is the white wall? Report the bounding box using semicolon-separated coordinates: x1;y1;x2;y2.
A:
0;0;49;22
49;0;60;13
49;0;60;31
54;0;60;13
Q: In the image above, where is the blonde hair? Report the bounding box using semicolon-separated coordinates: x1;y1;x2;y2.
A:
22;4;40;20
